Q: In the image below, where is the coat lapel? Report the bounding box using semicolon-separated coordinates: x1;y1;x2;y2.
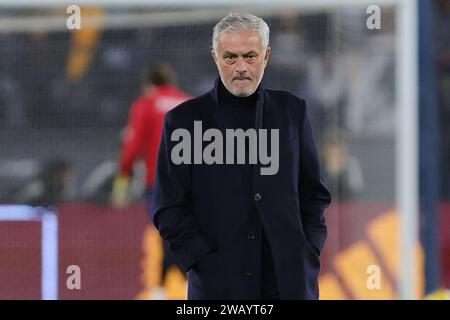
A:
254;82;265;130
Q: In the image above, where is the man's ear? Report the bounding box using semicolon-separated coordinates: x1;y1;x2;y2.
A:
211;50;218;65
264;47;271;65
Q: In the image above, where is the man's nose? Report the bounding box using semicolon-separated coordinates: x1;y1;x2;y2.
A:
235;57;248;73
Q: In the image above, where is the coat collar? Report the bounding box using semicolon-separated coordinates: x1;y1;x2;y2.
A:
209;77;265;131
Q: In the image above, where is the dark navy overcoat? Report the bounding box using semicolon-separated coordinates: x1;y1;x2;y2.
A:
151;79;331;300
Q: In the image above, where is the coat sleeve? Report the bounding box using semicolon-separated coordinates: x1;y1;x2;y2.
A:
151;112;216;272
298;99;332;254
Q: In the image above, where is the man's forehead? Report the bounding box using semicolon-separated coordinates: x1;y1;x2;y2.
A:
218;30;263;53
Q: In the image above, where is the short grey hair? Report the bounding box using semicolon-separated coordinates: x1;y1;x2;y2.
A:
212;13;270;53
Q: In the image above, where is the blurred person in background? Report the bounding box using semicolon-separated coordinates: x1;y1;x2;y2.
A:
269;12;306;94
112;63;191;299
320;127;364;201
13;158;73;208
305;52;347;136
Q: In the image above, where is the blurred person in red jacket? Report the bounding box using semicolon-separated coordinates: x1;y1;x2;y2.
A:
113;63;190;204
112;63;191;298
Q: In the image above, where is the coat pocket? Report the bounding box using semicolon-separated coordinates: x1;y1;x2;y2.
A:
188;251;226;299
286;195;321;258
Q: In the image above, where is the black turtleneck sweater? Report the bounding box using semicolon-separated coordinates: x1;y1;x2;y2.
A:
218;80;257;130
218;80;279;299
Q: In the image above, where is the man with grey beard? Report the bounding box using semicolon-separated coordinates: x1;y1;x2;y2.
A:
152;13;331;300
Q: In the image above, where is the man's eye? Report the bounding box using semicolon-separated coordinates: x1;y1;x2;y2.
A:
224;56;235;63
